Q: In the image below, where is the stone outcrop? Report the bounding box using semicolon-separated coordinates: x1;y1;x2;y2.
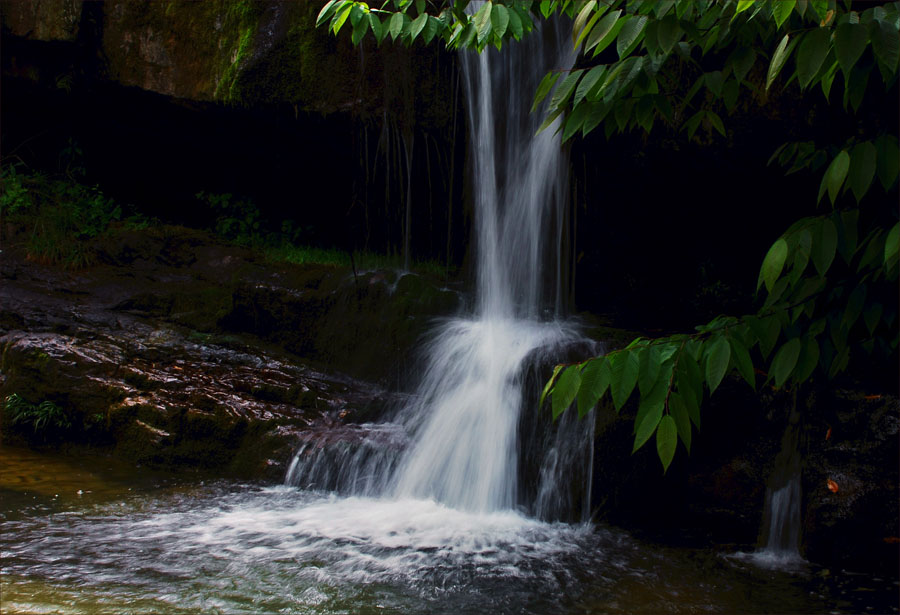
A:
2;0;455;128
0;225;458;478
1;0;82;42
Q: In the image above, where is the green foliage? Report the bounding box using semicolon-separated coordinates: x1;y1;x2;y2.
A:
195;191;452;276
321;1;899;472
4;393;72;438
1;164;122;267
196;191;262;244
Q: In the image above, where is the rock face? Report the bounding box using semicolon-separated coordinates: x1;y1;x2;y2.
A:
0;225;458;478
2;0;455;126
1;0;82;42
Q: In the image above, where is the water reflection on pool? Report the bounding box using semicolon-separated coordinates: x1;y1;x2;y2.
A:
1;447;896;614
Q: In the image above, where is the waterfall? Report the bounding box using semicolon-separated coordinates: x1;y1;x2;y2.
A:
732;404;806;569
287;16;592;520
758;405;804;561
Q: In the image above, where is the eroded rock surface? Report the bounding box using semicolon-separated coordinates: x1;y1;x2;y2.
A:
0;226;457;478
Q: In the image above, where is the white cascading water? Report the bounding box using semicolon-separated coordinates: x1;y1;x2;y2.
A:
732;406;805;569
758;407;804;562
286;14;594;526
389;24;582;512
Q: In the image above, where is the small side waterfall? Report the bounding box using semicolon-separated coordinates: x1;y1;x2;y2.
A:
732;402;806;569
758;405;804;561
287;16;591;520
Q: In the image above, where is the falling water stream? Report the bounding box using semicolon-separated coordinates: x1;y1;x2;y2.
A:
2;16;897;615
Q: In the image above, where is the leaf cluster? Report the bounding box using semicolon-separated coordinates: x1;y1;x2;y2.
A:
4;393;72;436
1;164;123;268
319;2;900;472
543;205;897;472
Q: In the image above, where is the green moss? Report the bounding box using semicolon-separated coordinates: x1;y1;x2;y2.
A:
214;0;264;101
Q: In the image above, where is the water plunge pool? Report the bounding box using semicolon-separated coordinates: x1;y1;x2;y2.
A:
2;447;895;614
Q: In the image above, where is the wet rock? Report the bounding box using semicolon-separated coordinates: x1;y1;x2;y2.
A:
0;227;423;479
801;389;900;573
222;269;461;384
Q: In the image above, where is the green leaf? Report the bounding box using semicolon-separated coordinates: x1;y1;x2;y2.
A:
759;238;789;292
820;61;839;101
552;365;582;419
748;314;781;359
422;15;439;44
575;65;606;105
332;2;354;34
349;4;365;27
617;15;649;58
834;23;869;77
794;337;820;383
729;336;756;389
409;12;428;40
809;0;827;21
825;150;850;204
705;70;724;96
549;69;584;110
632;399;663;453
871;17;900;74
474;1;493;44
863;302;883;335
539;364;564;408
683;110;704;140
885;222;900;268
562;101;591;142
317;0;342;27
638;345;662;395
536;107;565;134
735;1;754;16
812;217;837;276
611;349;640;410
773;0;796;28
766;33;792;91
843;284;867;331
706;111;726;137
582;100;611;134
577;357;611;417
490;3;510;38
704;336;731;395
635;374;668;430
771;338;802;388
657;15;683;54
532;71;562;112
389;11;405;40
656;415;678;472
352;13;369;44
679;377;702;429
368;13;384;43
668;393;692;453
586;10;624;55
507;6;523;40
796;27;832;89
848;142;877;203
572;0;598;46
539;1;553;19
730;47;757;83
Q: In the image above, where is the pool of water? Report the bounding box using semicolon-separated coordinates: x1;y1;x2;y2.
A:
2;447;897;614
